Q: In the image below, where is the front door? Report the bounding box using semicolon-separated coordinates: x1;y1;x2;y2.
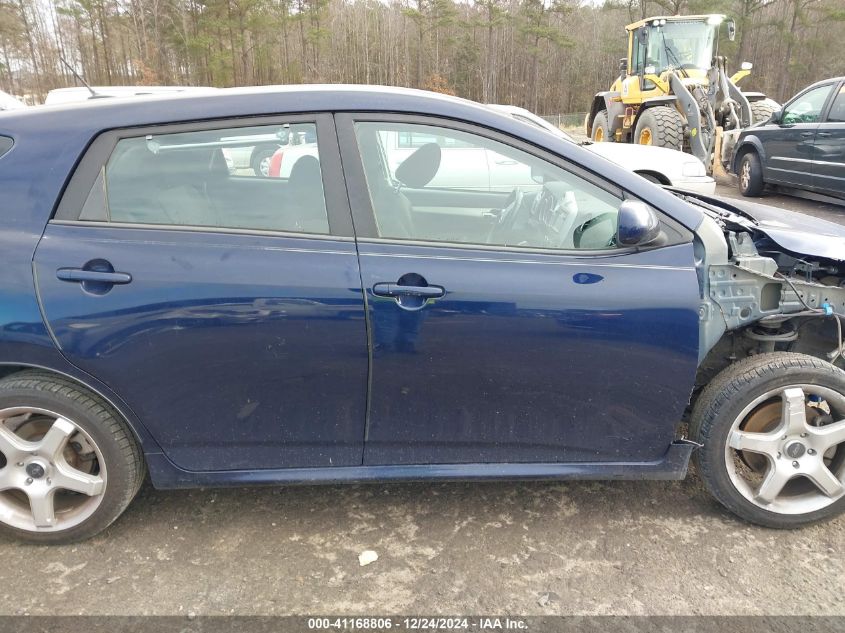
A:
340;116;700;466
762;83;834;188
34;117;368;472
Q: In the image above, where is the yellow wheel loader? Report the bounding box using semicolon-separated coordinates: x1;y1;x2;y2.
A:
586;14;779;174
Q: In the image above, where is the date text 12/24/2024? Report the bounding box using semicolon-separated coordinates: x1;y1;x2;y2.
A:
307;618;529;630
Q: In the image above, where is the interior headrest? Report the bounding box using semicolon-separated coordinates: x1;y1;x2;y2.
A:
395;142;441;189
289;155;322;187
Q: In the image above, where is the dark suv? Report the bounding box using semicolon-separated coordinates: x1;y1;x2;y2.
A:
732;77;845;200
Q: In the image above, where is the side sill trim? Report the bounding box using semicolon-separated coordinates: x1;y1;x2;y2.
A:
146;442;695;489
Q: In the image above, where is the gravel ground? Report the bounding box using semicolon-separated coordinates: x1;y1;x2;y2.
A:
0;189;843;618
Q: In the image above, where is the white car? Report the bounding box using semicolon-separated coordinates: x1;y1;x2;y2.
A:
0;90;26;111
487;104;715;194
42;86;282;176
43;85;216;105
271;104;715;195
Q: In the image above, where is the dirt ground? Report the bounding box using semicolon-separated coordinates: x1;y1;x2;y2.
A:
0;189;843;618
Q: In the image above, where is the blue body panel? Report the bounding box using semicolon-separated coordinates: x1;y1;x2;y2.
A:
146;441;696;488
34;224;368;471
0;86;710;484
358;241;700;465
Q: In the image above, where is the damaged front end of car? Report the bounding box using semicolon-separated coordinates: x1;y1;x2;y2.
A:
686;193;845;388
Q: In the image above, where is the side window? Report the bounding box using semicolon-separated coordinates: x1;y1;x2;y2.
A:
782;85;833;125
632;31;646;75
354;121;625;251
0;135;12;158
827;85;845;123
78;123;328;234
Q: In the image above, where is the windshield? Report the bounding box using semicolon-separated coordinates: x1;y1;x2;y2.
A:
646;21;718;73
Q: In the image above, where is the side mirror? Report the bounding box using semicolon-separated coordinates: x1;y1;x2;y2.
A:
727;19;736;42
769;107;782;124
617;200;660;246
619;58;628;75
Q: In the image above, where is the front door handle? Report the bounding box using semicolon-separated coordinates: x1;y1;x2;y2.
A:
372;283;444;298
816;132;832;138
800;131;815;138
57;269;132;284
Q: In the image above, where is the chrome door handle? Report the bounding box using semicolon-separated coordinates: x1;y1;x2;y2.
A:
57;268;132;284
372;283;444;298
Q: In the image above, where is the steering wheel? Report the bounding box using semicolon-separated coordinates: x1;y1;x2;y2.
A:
487;188;524;245
573;212;618;249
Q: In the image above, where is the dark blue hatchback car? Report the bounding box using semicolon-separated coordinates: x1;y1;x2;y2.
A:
1;86;845;542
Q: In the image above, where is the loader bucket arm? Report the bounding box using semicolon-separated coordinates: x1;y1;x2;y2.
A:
668;74;713;166
724;75;753;128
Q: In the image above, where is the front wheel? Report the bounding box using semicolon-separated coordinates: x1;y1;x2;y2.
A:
633;106;685;151
738;151;765;197
0;371;145;543
691;353;845;528
250;146;279;177
591;110;613;142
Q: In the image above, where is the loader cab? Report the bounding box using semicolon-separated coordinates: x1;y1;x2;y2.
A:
622;15;727;103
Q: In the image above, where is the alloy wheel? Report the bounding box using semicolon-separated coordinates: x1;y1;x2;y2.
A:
725;386;845;515
0;407;107;532
740;159;751;191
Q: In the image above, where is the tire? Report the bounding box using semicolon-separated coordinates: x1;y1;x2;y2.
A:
738;151;765;197
636;172;666;186
0;370;145;543
749;99;778;124
250;146;278;178
690;352;845;529
633;105;685;151
591;110;613;142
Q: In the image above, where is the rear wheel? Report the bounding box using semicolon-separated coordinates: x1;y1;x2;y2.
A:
691;353;845;528
738;151;765;197
633;106;685;151
0;371;144;543
591;110;613;142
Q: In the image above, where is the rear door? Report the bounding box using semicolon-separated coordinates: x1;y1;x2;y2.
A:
33;116;369;472
762;83;834;188
812;81;845;197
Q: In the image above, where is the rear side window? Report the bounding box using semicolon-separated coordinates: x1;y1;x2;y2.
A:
0;136;13;158
74;123;328;234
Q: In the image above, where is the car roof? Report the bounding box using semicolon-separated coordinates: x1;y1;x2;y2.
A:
800;77;845;93
2;84;506;133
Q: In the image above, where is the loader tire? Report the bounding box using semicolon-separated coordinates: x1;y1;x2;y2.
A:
750;100;778;124
633;106;685;151
591;110;613;142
